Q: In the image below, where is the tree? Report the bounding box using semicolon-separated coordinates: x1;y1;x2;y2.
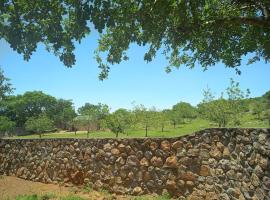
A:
172;102;197;123
133;105;157;137
199;79;250;127
78;103;109;137
0;67;14;100
0;91;57;127
198;97;231;127
106;109;132;137
25;115;54;138
0;116;15;137
1;1;270;80
156;110;170;132
251;100;265;120
52;99;76;130
262;91;270;124
226;78;250;125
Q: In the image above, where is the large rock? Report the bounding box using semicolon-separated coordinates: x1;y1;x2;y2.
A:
164;156;178;168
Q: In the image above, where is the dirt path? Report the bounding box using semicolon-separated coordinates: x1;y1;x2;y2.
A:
0;176;113;200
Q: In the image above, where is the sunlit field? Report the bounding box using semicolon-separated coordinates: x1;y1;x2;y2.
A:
8;117;269;139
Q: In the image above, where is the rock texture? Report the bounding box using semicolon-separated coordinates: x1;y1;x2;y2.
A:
0;128;269;199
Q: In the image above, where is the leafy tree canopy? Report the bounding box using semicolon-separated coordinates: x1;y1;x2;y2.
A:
1;1;270;79
0;67;13;100
0;116;15;137
25;114;54;137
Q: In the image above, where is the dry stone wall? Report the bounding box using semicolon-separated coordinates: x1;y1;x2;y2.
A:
0;128;270;199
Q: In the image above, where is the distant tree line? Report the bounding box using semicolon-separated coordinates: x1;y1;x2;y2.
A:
0;67;269;138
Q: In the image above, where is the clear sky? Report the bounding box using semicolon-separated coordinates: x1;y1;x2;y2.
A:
0;30;269;111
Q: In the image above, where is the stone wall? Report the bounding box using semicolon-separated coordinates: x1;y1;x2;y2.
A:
0;128;269;199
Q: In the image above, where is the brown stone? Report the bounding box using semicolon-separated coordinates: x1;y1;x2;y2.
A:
179;171;198;181
111;148;120;156
187;149;200;157
116;157;125;165
216;142;225;151
140;157;149;167
151;156;163;167
209;147;222;159
103;143;112;152
200;165;210;176
164;156;178;168
150;142;158;151
205;192;219;200
143;172;151;181
259;158;268;169
126;155;139;166
223;147;230;157
118;144;126;152
172;141;182;150
133;186;143;195
161;140;171;151
166;180;177;191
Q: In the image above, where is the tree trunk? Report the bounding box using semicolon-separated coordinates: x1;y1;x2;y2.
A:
145;126;148;137
161;124;164;132
116;132;119;138
39;133;41;138
173;121;176;128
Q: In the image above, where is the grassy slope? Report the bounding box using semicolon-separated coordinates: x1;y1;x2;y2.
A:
8;116;269;139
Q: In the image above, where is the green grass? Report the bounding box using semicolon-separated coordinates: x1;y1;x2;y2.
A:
8;118;212;139
132;192;171;200
6;117;269;139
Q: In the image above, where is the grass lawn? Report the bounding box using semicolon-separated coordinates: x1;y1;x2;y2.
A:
6;116;269;139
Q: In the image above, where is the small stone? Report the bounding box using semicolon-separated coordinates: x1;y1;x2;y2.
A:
151;156;163;167
118;144;126;152
200;149;210;159
103;143;112;152
63;158;68;163
172;141;182;150
150;142;158;151
216;142;224;151
133;186;143;195
161;140;171;151
263;176;270;190
164;156;178;168
209;147;222;159
126;155;139;166
186;181;194;187
179;171;198;181
259;158;268;169
111;148;120;156
251;173;260;187
223;147;230;157
258;133;267;144
187;149;200;157
200;165;210;176
116;157;125;165
166;180;177;191
227;188;241;198
140;157;149;167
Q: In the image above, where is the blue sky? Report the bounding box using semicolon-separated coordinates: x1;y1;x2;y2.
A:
0;30;269;111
